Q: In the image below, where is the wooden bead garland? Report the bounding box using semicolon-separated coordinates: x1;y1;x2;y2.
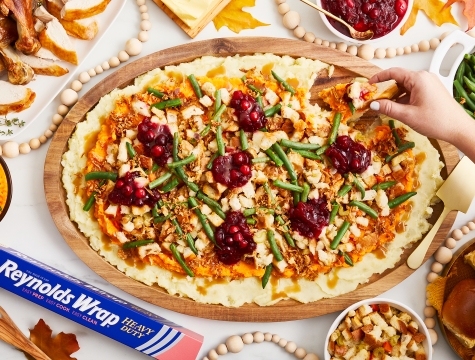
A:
0;0;151;158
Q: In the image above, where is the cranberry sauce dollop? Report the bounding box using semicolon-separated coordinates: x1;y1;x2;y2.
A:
325;135;371;174
211;151;252;189
230;90;266;132
137;117;173;166
215;211;256;265
108;171;161;207
321;0;408;38
289;197;330;239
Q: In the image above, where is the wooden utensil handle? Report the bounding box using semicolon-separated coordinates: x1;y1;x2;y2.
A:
0;307;52;360
407;206;451;269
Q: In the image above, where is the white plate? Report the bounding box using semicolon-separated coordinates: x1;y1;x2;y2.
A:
0;0;127;141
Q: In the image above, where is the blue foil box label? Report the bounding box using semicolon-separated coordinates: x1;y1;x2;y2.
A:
0;245;203;359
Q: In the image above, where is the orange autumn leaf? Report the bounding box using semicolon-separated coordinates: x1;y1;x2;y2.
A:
400;0;458;35
24;319;80;360
213;0;269;33
444;0;475;30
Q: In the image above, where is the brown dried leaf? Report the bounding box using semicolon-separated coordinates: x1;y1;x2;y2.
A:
400;0;459;35
444;0;475;31
24;319;80;360
213;0;269;34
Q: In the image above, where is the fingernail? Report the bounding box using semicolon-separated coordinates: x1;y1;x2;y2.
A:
370;101;380;111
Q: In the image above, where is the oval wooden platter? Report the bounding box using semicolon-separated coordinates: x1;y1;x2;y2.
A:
44;37;459;322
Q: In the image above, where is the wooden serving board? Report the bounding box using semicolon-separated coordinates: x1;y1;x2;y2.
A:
44;37;459;322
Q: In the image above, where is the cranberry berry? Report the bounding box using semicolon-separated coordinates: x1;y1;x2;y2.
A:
108;171;161;208
211;151;252;189
230;90;267;132
289;197;330;239
215;211;256;265
325;135;371;174
137;117;173;166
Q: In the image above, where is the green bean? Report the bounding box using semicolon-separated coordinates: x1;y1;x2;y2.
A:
172;132;180;161
126;142;136;158
385;142;416;163
273;180;303;192
264;104;282;118
301;183;310;202
348;101;356;115
328;112;342;145
339;250;354;267
207;152;219;169
260;128;268;132
189;197;217;246
262;263;273;289
154;214;171;223
469;92;475;103
247;84;263;95
456;61;466;86
123;239;155;249
243;208;275;217
337;184;352;197
85;171;117;181
372;181;397;191
170;243;194;277
316;144;330;156
271;70;295;95
292;180;301;206
263;181;276;204
213;104;227;122
196;192;226;220
168;154;197;169
200;123;212;137
161;177;180;192
186;233;199;255
272;142;297;181
188;74;203;99
329;202;339;224
147;87;165;98
349;200;378;219
280;139;321;151
389;119;401;146
292;149;322;160
83;191;98;211
247;218;257;225
152;203;159;217
171;218;184;236
330;221;350;250
151;163;159;173
388;192;417;209
353;176;365;199
265;148;284;166
217;126;225;156
213;90;221;115
464;54;475;66
464;108;475;119
267;230;283;262
174;166;199;193
252;157;270;164
454;79;475;111
464;76;475;93
149;172;172;189
256;95;264;108
240;129;249;150
275;215;295;247
150;98;182;110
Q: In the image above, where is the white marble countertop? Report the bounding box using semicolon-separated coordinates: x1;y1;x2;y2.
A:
0;1;473;359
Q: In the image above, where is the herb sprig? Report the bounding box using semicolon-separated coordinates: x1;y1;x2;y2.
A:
0;117;25;136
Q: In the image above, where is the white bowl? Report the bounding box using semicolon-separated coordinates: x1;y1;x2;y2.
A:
324;298;432;360
315;0;414;44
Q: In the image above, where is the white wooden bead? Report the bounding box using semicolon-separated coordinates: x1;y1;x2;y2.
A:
375;48;386;59
347;45;357;56
44;129;53;138
118;51;130;62
431;262;443;273
208;349;218;360
419;40;430;52
71;80;82;92
462;225;470;234
225;335;244;353
57;105;68;116
429;38;440;49
203;357;209;360
404;46;412;54
39;135;48;144
141;12;149;20
49;124;58;132
19;143;30;154
295;348;307;359
139;4;147;12
102;61;110;70
329;42;336;49
95;65;103;74
52;114;64;125
2;141;19;158
278;338;287;347
424;317;436;329
445;237;456;249
278;3;290;14
411;44;419;52
452;228;463;240
275;0;286;4
285;341;297;353
253;331;264;343
426;299;432;306
78;72;90;83
314;38;322;45
440;31;452;40
138;31;149;42
424;306;436;318
468;221;475;230
88;68;96;77
216;344;228;355
322;40;329;47
427;272;438;283
60;89;78;106
0;146;3;156
293;26;306;38
271;334;280;343
358;44;375;60
264;332;272;341
304;32;315;43
125;38;143;56
396;47;404;56
282;11;300;30
141;19;152;31
136;0;145;5
29;138;41;150
242;333;253;344
386;47;396;58
434;246;452;264
303;354;320;360
336;42;347;52
428;329;438;345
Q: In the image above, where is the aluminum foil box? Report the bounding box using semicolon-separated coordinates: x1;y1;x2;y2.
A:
0;245;203;359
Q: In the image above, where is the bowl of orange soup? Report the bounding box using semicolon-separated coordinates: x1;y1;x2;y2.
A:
0;156;12;222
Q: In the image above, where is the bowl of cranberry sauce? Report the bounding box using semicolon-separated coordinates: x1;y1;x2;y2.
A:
317;0;413;43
